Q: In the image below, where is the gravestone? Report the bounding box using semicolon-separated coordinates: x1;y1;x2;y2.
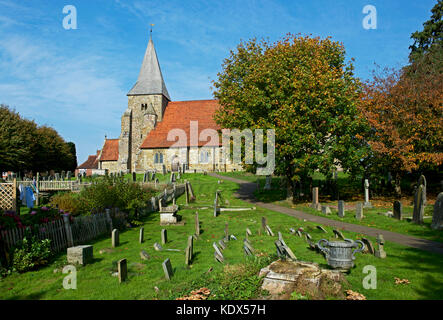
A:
161;229;167;245
224;223;229;242
393;201;403;220
195;212;200;235
132;172;136;182
333;229;345;240
182;163;186;173
218;239;226;250
213;242;224;263
243;239;254;256
246;228;252;236
261;217;267;231
431;192;443;230
278;231;283;241
185;236;193;265
170;173;176;183
162;165;166;175
112;229;119;248
139;227;144;243
151;172;156;181
304;233;312;241
355;202;364;221
154;242;162;251
413;184;425;224
264;175;271;190
265;225;275;237
118;259;127;283
230;235;237;240
338;200;345;218
311;187;320;210
275;240;286;259
363;179;372;208
67;245;93;265
321;205;331;215
140;250;150;260
316;225;327;233
374;234;386;258
361;238;375;255
162;258;173;280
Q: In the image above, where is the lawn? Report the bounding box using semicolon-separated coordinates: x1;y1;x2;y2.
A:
1;174;442;300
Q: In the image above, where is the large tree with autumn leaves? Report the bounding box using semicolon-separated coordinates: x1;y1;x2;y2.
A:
213;34;368;200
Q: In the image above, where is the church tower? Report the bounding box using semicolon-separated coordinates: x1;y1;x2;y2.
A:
119;35;170;173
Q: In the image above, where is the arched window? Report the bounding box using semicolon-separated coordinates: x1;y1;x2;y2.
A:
159;153;163;163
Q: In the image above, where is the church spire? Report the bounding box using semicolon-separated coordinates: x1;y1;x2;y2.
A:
127;33;170;100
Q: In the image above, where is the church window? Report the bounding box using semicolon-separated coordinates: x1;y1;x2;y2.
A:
154;152;163;164
200;150;209;164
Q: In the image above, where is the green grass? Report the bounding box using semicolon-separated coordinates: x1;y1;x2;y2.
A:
1;174;443;300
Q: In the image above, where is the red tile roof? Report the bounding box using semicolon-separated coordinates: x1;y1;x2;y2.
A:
77;154;99;169
140;100;221;149
100;139;119;161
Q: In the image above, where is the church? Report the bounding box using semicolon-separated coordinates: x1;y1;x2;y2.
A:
78;36;242;174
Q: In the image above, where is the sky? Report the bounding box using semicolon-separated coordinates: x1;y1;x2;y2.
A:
0;0;437;164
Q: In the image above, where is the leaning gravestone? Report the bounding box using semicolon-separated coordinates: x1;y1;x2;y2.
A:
265;225;275;237
431;192;443;230
393;201;403;220
162;258;173;280
161;229;167;245
333;229;345;240
112;229;119;248
361;238;375;255
412;184;425;224
140;250;150;260
355;202;364;221
218;239;226;250
316;225;327;233
118;258;127;283
213;242;224;263
338;200;345;218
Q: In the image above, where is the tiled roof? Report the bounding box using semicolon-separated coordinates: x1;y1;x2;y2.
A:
77;154;99;169
100;139;119;161
140;100;221;149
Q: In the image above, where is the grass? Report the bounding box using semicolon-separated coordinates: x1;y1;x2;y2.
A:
1;174;443;300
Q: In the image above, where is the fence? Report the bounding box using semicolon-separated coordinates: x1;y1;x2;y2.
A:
0;179;17;212
15;180;89;192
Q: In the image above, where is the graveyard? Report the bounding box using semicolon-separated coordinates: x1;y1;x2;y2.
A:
1;173;442;300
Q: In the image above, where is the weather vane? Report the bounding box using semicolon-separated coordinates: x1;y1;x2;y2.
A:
150;23;154;38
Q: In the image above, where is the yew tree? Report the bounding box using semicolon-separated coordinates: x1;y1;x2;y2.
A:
213;34;368;200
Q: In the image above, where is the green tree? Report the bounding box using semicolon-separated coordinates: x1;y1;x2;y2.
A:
213;34;369;201
409;0;443;62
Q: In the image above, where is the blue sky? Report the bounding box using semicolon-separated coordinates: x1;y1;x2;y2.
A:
0;0;437;164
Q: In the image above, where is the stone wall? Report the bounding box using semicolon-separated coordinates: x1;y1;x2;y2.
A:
100;160;119;173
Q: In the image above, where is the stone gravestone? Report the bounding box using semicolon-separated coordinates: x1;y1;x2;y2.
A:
321;205;331;215
140;250;150;260
132;172;136;182
243;239;254;256
264;175;271;190
170;173;176;183
195;212;200;236
363;179;373;208
224;223;229;242
355;202;364;221
185;236;193;265
431;192;443;230
162;258;173;280
67;245;93;265
139;227;144;243
393;201;403;220
333;229;345;240
112;229;119;248
151;172;156;181
218;239;226;250
374;234;386;258
311;187;320;210
118;259;127;283
413;184;425;224
362;238;375;255
265;225;275;237
316;225;327;233
182;163;186;174
161;229;167;245
213;242;224;263
338;200;345;218
162;165;166;175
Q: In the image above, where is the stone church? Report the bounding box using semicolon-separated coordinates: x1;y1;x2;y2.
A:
83;36;242;174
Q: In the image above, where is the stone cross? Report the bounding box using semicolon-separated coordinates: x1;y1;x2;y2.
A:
393;201;403;220
162;258;173;280
139;227;144;243
161;229;167;245
118;258;127;283
431;192;443;230
363;179;372;208
338;200;345;218
355;202;364;220
112;229;119;248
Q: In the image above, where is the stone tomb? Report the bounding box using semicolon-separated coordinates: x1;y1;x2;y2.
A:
67;245;94;265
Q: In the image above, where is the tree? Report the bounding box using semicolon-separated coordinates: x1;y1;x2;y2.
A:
409;0;443;62
213;34;369;201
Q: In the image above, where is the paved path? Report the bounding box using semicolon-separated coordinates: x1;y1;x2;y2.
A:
210;173;443;255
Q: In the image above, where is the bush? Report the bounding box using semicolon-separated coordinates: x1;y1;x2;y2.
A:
11;235;52;273
49;192;87;216
0;206;63;230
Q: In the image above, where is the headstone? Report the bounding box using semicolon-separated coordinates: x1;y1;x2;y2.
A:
170;172;176;183
304;233;312;241
413;184;426;224
355;202;364;221
224;223;229;242
333;229;345;240
278;231;283;241
112;229;119;248
182;163;186;173
316;225;327;233
67;245;94;265
230;235;237;240
261;217;267;231
361;238;375;255
139;227;144;243
393;201;403;220
321;205;331;215
140;250;150;260
154;242;162;251
265;225;275;237
431;192;443;230
246;228;252;236
151;172;156;181
132;172;136;182
161;229;167;245
264;175;271;190
338;200;345;218
311;187;320;209
213;242;224;262
195;212;200;235
118;259;127;283
185;236;193;265
275;240;286;259
162;165;166;175
363;179;372;208
218;239;226;250
162;258;173;280
374;234;386;258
